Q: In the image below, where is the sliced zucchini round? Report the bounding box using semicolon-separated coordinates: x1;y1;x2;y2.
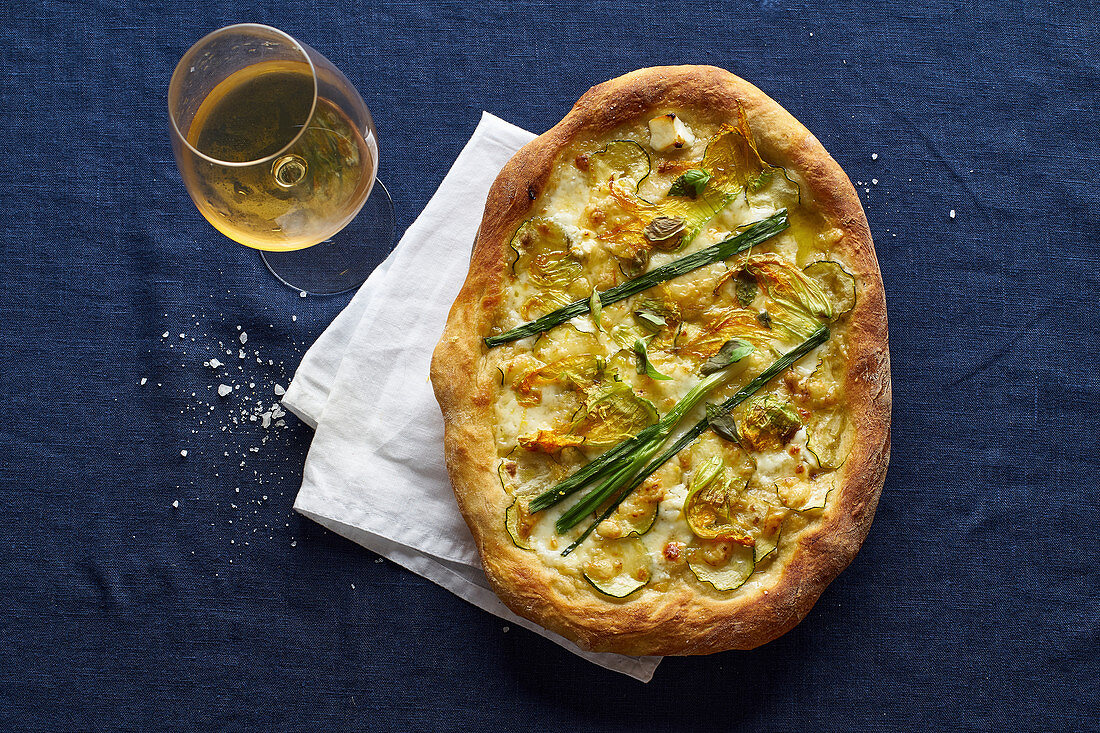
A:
752;504;788;563
588;139;652;194
805;407;849;469
505;498;535;551
497;458;516;493
803;260;856;319
688;541;755;591
581;536;651;598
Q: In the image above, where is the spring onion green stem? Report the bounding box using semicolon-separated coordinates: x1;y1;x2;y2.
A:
530;368;733;514
483;210;788;348
560;325;829;556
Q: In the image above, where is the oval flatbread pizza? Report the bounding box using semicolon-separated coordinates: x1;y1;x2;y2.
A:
431;66;890;656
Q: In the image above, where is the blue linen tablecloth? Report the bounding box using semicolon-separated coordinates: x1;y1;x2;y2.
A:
2;0;1098;729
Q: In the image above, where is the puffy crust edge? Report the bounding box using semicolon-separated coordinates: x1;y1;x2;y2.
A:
430;66;891;656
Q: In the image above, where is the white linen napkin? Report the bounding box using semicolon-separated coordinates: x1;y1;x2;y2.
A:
282;112;662;682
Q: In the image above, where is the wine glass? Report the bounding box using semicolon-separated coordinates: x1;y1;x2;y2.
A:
168;24;394;294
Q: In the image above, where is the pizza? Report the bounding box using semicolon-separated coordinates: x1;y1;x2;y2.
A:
430;66;890;656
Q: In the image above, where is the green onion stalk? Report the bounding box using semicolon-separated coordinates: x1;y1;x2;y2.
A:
484;210;789;348
559;325;829;556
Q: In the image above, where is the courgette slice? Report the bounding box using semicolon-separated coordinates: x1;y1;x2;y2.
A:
581;536;651;598
803;261;856;319
737;395;803;451
505;498;536;551
775;475;834;512
497;458;517;493
688;541;756;591
532;322;600;363
752;504;788;562
566;380;658;448
588;140;652;194
805;408;849;469
509;218;591;319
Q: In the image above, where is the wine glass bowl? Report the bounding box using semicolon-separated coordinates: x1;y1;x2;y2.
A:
169;24;394;293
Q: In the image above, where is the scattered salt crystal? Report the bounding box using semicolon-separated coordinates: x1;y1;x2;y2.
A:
299;291;307;298
239;332;248;344
274;384;286;396
872;178;878;185
179;333;185;339
217;384;232;397
950;209;956;219
291;315;297;322
374;558;384;563
162;331;169;338
872;153;878;160
140;378;147;386
249;382;256;389
172;500;179;508
502;626;510;633
238;349;246;359
180;449;188;457
351;584;356;590
291;540;297;547
209;358;223;369
261;413;272;429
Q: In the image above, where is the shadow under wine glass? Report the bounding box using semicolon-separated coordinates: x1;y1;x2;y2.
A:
169;24;395;295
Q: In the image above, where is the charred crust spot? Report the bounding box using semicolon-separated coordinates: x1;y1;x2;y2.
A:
527;185;537;201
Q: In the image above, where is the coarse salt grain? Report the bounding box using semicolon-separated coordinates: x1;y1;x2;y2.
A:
218;384;232;397
209;358;222;369
180;450;188;457
239;332;248;344
872;153;878;160
950;210;956;218
172;500;179;508
140;378;147;385
274;384;285;396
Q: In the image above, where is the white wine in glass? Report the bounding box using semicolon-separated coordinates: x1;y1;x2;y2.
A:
169;24;394;294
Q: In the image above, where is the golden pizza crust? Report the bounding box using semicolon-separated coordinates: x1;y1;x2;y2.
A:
431;66;890;656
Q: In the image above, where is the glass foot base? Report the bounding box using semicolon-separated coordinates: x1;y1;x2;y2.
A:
260;180;396;295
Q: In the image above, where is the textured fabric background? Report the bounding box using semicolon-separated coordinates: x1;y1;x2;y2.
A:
2;0;1098;729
